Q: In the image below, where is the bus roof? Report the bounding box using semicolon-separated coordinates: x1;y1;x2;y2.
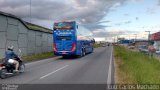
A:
55;20;75;23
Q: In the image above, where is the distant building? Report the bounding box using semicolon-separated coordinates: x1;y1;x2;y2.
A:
151;32;160;50
134;40;149;46
119;39;135;44
118;38;125;41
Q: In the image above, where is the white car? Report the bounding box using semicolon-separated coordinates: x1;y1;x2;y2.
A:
156;50;160;54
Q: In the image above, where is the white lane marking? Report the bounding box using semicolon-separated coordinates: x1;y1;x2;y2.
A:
107;46;113;84
40;65;69;79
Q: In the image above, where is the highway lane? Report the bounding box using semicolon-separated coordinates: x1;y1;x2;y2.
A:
0;46;114;85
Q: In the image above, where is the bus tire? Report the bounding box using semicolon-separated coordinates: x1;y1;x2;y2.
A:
91;47;94;53
62;55;68;58
80;49;83;57
83;48;86;56
80;49;85;57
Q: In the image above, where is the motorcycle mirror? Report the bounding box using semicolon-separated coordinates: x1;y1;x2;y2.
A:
19;49;21;53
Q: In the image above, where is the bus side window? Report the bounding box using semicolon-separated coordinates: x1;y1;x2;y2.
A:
77;25;78;29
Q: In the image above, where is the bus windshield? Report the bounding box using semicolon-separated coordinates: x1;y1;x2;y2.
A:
54;22;74;30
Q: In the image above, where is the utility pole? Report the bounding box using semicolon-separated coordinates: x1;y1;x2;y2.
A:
117;36;118;43
134;34;137;41
145;31;151;45
30;0;32;23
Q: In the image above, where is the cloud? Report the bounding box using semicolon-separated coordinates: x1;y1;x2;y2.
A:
135;17;139;20
146;7;157;14
0;0;135;39
124;20;131;24
124;13;129;16
146;0;160;14
113;20;132;26
158;0;160;5
0;0;28;8
0;0;127;28
92;29;139;37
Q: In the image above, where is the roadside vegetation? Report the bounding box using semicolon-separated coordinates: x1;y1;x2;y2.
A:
114;45;160;84
0;52;55;63
22;52;55;62
93;43;105;48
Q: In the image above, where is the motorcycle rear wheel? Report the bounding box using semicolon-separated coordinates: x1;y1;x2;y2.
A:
0;69;7;79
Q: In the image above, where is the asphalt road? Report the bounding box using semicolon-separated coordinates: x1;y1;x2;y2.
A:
0;46;114;90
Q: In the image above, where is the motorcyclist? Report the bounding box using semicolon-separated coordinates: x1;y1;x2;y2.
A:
5;46;19;72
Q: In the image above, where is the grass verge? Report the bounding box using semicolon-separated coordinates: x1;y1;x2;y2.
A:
93;43;104;48
22;52;55;62
114;45;160;84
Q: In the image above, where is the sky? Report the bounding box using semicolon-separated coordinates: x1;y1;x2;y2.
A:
0;0;160;40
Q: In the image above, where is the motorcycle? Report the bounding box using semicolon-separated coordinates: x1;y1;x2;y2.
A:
0;49;25;79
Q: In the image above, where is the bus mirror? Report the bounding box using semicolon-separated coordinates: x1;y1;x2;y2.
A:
77;25;78;29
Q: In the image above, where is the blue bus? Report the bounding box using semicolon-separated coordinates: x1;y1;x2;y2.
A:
53;21;95;57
